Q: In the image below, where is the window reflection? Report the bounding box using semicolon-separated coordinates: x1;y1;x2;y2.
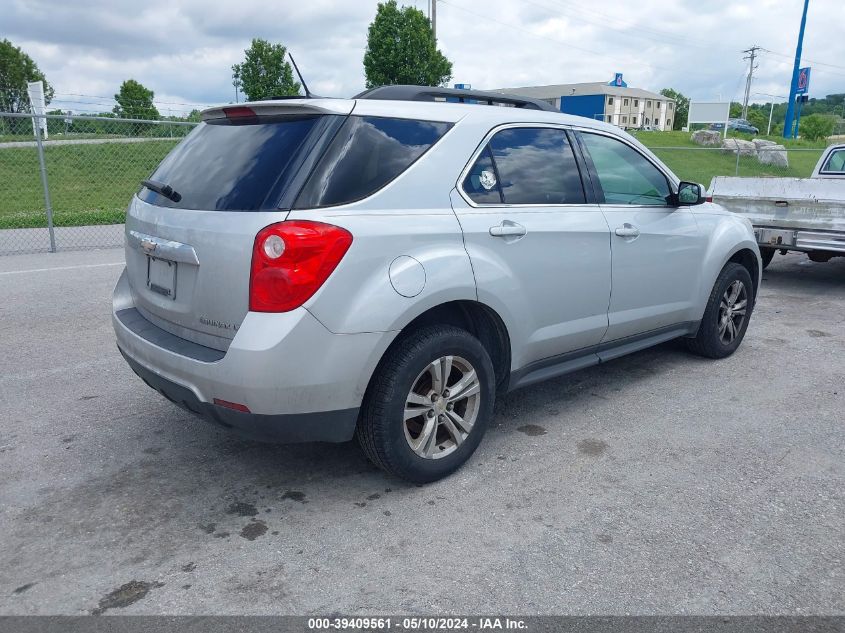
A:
488;128;586;205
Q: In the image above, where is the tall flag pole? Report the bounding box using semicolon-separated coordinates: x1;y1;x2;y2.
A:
784;0;810;139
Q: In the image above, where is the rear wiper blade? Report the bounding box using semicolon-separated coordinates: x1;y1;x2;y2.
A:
142;179;182;203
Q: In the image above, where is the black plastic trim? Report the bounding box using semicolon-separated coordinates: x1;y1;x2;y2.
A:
354;85;558;112
508;321;700;391
116;308;225;363
119;348;359;444
567;129;601;205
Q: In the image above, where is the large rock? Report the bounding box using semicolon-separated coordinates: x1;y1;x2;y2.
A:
757;144;789;168
722;138;757;156
691;130;722;146
753;138;776;150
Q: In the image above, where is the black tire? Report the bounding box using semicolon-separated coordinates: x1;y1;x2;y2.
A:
686;262;754;359
356;325;495;483
760;247;776;269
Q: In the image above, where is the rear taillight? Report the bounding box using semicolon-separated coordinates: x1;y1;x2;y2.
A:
705;196;713;203
223;106;257;120
249;221;353;312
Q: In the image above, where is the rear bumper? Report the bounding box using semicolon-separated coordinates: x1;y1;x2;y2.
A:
119;349;358;443
754;226;845;253
112;268;396;444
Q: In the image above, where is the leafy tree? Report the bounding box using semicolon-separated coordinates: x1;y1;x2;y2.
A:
364;0;452;89
0;39;54;112
798;114;835;141
659;88;688;130
747;110;767;133
232;39;300;101
113;79;160;120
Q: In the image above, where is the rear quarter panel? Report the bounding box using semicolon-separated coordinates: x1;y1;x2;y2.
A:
291;206;477;335
285;119;486;335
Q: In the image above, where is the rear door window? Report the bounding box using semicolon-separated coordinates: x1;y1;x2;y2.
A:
139;116;330;211
294;116;451;208
468;127;586;205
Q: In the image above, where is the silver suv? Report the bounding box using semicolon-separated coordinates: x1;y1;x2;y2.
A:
113;86;761;482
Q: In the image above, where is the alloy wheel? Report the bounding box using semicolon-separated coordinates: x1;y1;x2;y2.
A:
402;355;481;459
718;280;748;345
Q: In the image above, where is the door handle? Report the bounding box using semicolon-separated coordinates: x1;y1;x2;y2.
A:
614;224;640;238
489;221;527;237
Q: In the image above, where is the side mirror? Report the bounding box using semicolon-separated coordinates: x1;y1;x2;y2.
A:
675;181;705;206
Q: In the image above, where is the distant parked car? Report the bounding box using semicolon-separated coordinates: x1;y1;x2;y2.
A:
710;119;759;135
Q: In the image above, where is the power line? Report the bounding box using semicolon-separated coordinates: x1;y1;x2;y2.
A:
52;92;214;107
759;50;845;81
760;48;845;72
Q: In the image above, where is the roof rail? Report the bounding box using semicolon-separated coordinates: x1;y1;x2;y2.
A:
353;85;557;112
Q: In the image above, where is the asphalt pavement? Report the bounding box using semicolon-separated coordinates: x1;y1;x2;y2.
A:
0;248;842;615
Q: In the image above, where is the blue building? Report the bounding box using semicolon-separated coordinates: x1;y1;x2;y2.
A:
493;75;676;130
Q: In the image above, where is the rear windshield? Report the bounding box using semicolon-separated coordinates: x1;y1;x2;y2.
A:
138;115;328;211
138;114;450;211
294;116;451;209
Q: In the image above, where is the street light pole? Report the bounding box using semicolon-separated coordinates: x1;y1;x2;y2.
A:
753;92;787;137
784;0;810;139
768;102;775;136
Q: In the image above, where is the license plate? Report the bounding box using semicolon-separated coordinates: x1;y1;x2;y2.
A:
147;256;177;300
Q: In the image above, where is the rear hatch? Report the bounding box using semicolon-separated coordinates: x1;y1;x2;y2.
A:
124;100;353;351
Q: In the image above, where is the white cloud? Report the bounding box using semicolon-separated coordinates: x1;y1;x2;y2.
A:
4;0;844;116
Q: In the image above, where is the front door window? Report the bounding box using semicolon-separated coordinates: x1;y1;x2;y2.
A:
580;133;671;206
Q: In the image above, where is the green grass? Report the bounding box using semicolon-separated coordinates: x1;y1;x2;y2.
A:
630;129;830;149
632;130;827;185
0;140;177;229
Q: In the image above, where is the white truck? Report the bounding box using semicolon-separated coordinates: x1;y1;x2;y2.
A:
709;143;845;268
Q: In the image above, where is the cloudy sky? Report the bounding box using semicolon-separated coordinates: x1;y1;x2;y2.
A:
5;0;845;115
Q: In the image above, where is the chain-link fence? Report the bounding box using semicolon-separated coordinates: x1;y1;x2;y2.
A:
0;111;835;256
650;144;827;186
0;112;197;255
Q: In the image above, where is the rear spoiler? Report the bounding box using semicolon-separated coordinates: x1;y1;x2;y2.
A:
354;85;558;112
201;99;354;122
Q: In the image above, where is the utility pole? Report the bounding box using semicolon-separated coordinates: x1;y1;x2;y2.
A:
431;0;437;41
741;45;761;120
784;0;810;139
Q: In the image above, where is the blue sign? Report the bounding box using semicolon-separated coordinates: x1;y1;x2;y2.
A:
454;83;471;90
608;73;627;88
795;67;811;95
